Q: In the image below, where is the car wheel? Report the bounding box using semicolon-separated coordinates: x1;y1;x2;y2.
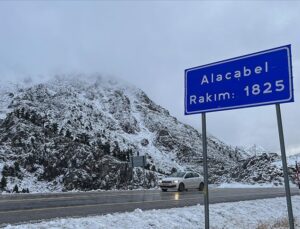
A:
162;188;167;192
178;183;185;192
199;182;204;191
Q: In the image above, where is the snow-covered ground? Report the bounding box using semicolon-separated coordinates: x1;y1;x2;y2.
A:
218;182;277;188
217;182;299;189
4;196;300;229
0;182;292;196
0;181;295;196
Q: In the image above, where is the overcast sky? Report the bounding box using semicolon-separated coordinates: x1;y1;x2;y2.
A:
0;1;299;155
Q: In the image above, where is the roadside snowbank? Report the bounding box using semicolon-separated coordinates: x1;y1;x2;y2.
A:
217;182;298;188
4;196;300;229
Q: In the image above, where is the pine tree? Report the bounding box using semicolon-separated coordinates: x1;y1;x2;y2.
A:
82;133;90;145
15;109;20;118
103;142;110;155
30;137;35;145
0;176;7;189
2;165;9;176
24;111;30;120
13;184;19;193
65;129;72;139
52;123;58;133
14;161;20;172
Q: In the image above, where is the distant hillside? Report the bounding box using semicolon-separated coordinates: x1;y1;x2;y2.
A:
0;75;295;193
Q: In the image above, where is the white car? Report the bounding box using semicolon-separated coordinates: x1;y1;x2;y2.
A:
158;171;204;192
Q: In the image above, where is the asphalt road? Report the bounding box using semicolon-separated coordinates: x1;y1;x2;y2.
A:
0;187;299;226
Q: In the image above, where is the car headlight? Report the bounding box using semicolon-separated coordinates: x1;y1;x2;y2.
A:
173;180;178;184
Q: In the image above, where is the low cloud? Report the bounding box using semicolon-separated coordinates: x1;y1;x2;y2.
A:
0;1;299;155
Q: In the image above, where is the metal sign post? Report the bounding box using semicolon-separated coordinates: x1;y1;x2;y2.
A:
202;113;209;229
131;157;134;181
143;156;146;187
276;104;294;229
129;155;146;187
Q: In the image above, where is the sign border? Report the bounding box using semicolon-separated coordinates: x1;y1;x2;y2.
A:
185;45;293;115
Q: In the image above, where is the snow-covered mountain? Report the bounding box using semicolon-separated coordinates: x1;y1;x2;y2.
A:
272;152;300;168
241;144;272;157
0;75;295;193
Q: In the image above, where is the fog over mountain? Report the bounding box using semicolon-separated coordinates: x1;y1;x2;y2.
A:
0;1;299;156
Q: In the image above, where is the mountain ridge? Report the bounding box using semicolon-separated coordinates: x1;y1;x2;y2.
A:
0;75;294;193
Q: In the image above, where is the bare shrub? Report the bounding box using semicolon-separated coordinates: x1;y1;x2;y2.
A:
256;217;297;229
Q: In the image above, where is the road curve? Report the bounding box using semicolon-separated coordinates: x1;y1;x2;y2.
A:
0;187;299;226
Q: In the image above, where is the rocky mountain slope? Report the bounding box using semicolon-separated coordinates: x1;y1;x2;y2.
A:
0;75;295;193
241;144;272;157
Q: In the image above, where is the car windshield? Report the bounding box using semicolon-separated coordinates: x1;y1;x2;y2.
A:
169;172;185;178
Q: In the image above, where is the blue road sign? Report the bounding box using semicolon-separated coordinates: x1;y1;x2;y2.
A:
185;45;294;114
